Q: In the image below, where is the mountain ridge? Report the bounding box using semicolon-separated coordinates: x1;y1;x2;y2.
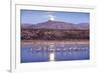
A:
21;20;89;30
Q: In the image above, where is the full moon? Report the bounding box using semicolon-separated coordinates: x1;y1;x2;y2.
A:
48;15;55;21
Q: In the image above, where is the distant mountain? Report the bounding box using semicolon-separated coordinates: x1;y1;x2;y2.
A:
77;23;89;29
21;24;32;29
22;20;89;30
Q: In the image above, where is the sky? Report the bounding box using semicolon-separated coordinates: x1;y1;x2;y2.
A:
21;10;90;25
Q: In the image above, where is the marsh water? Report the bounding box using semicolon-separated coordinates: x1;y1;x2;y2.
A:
21;43;89;63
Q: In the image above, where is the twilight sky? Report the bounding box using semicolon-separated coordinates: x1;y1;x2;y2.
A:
21;10;90;25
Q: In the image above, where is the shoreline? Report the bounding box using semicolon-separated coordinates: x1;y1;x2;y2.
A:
21;40;89;45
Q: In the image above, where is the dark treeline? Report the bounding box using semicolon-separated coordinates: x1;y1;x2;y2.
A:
21;28;89;40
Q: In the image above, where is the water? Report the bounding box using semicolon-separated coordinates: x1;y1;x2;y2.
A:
54;44;89;61
21;44;89;63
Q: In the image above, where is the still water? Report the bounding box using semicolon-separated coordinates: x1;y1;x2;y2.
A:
21;44;89;63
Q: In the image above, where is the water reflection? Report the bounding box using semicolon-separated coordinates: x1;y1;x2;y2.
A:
21;44;89;63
